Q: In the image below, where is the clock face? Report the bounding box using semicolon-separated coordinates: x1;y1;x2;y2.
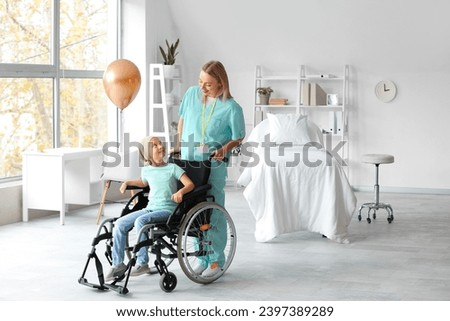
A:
375;80;397;102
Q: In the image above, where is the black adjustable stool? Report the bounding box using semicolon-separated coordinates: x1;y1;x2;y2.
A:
358;154;394;224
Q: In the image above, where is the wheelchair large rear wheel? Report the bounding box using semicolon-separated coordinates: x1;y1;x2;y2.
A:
177;201;237;284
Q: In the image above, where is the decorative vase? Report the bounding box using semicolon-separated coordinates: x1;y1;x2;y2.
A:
259;93;270;105
163;65;178;78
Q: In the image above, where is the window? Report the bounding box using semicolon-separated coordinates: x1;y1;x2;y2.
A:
60;1;110;70
60;78;109;148
0;78;53;177
0;0;52;64
0;0;119;180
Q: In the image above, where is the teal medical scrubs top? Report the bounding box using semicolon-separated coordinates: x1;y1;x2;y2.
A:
178;86;246;162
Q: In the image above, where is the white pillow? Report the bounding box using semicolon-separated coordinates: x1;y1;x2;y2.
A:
266;113;311;145
246;116;324;146
306;119;324;146
245;119;270;143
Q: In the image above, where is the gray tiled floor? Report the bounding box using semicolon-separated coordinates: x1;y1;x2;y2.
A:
0;188;449;301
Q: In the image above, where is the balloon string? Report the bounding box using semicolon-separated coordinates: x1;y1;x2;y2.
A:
120;110;124;153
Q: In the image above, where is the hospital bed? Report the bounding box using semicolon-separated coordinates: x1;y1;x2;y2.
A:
237;113;357;243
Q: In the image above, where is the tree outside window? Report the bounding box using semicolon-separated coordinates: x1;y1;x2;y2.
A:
0;0;116;179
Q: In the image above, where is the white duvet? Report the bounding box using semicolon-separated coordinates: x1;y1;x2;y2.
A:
237;145;357;243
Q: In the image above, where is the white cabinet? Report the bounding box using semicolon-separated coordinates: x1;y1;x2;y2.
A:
149;64;182;151
253;64;349;166
22;148;103;225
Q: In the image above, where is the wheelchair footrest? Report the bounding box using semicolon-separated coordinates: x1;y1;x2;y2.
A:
104;283;129;295
78;277;108;291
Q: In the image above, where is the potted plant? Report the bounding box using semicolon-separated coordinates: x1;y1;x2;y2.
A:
159;38;180;65
159;38;180;78
256;86;273;105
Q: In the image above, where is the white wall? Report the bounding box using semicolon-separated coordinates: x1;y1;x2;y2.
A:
120;0;179;142
130;0;450;192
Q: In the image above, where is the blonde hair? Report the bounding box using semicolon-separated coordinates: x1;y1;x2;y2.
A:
201;60;233;101
139;136;164;165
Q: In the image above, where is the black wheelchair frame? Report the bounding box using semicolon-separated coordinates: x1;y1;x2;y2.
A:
78;157;237;293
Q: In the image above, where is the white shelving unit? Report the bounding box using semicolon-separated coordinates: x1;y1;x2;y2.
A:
149;64;182;151
253;65;301;124
253;64;350;167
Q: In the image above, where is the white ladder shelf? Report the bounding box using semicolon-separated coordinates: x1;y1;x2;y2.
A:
149;64;172;151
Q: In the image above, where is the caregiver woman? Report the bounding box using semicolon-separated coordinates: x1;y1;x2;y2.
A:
175;60;245;277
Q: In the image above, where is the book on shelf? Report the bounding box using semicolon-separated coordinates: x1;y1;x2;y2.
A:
302;83;310;105
269;98;288;105
328;111;343;134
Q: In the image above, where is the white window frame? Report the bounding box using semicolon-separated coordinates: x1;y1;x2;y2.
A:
0;0;121;180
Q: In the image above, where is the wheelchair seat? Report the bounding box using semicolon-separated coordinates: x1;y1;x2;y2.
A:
78;157;237;293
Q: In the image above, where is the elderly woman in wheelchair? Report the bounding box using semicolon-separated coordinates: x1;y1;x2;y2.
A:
79;137;237;293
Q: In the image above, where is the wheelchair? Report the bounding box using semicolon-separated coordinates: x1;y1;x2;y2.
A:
78;157;237;293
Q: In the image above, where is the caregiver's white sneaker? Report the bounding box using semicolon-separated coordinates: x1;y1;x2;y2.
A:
202;262;220;277
193;264;207;275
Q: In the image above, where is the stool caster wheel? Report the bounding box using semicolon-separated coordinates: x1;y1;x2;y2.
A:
387;216;394;223
358;214;362;221
367;217;371;224
373;211;376;220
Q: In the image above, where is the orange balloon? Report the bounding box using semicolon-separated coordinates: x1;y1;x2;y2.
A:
103;59;141;110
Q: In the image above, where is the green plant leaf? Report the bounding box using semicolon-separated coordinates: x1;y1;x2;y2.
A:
160;39;180;65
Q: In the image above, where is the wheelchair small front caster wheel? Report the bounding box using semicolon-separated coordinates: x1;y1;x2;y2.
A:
387;216;394;223
358;214;362;221
373;212;376;219
160;272;177;292
367;217;371;224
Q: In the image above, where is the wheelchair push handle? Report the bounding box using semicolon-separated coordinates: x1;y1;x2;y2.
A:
209;152;228;163
167;151;228;163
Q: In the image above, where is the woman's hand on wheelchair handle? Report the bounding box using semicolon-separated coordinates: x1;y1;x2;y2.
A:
210;149;228;162
120;182;127;194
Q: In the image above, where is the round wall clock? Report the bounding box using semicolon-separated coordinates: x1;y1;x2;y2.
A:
375;80;397;103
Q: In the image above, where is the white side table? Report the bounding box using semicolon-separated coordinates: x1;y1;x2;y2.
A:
22;148;103;225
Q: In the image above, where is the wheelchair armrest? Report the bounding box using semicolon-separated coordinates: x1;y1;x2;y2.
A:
165;184;211;227
182;184;211;202
126;185;149;191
